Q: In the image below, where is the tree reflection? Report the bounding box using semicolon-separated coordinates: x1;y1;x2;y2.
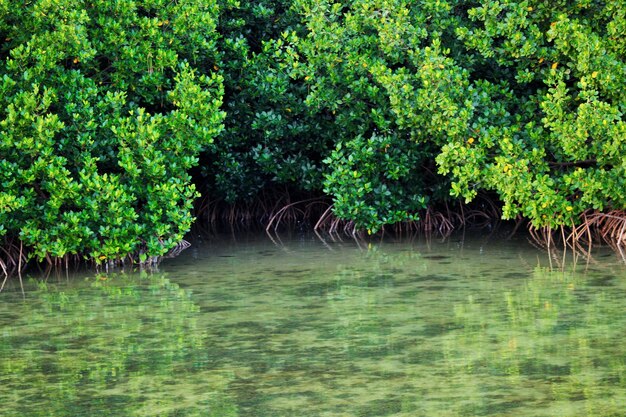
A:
1;238;625;416
0;272;238;417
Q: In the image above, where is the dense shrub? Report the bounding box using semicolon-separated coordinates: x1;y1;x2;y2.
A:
202;0;336;203
2;0;626;268
288;0;626;231
0;0;224;262
290;0;465;232
436;0;626;228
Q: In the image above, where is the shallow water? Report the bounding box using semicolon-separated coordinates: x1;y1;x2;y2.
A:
1;233;625;416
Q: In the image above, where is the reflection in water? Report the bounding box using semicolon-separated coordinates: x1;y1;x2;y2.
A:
0;272;238;417
1;234;625;416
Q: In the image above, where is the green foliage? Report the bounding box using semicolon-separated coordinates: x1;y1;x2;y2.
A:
323;134;428;233
288;0;478;230
3;0;626;262
435;0;626;227
0;0;224;261
202;0;335;202
290;0;626;230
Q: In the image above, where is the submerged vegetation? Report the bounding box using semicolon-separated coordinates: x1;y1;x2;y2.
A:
2;238;626;415
2;0;626;274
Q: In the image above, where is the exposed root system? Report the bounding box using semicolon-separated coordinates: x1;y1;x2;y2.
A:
164;239;192;258
0;237;192;286
197;191;502;239
0;238;27;290
5;193;626;282
197;189;330;230
527;209;626;264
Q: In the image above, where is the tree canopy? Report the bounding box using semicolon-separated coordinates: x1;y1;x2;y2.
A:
1;0;625;267
0;0;224;263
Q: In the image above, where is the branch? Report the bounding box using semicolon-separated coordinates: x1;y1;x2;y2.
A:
548;159;598;168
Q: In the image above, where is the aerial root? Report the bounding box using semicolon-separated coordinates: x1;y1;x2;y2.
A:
164;239;192;258
527;210;626;263
0;238;28;291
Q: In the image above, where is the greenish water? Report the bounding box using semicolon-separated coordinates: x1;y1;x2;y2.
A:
1;233;625;417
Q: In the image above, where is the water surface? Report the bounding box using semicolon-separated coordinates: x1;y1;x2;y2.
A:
1;233;625;416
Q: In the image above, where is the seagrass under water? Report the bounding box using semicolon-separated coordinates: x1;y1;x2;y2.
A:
0;233;625;416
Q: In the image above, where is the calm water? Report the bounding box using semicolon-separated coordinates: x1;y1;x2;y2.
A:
1;233;625;416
